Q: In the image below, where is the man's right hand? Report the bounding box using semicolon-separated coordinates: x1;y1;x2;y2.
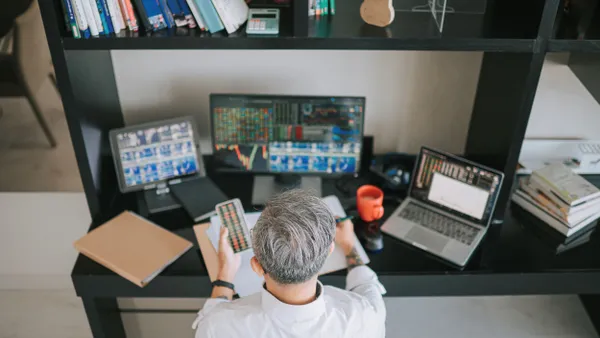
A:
335;217;355;256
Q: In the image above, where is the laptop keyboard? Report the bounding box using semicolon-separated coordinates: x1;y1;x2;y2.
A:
398;202;480;245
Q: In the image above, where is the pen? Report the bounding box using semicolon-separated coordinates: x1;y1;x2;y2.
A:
335;216;354;223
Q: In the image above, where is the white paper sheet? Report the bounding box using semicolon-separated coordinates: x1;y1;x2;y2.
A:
207;196;369;296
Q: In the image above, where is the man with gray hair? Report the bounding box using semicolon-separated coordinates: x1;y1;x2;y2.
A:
193;189;386;337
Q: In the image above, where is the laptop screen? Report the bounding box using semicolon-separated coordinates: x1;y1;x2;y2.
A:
409;147;504;226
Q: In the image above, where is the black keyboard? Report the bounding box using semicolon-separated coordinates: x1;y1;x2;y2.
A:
398;202;480;245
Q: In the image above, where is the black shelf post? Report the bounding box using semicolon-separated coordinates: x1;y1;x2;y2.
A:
464;0;561;222
39;0;125;220
294;0;309;37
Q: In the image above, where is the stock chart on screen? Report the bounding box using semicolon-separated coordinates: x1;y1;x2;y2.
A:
211;95;364;174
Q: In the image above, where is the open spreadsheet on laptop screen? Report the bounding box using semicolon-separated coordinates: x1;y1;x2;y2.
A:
410;147;503;226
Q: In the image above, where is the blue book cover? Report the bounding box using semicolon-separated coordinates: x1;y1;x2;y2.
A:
81;27;91;38
167;0;188;27
158;0;176;28
141;0;168;30
194;0;223;33
176;0;197;28
62;0;81;38
95;0;114;34
166;0;182;15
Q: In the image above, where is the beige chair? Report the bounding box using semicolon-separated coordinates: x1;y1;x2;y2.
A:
0;0;58;147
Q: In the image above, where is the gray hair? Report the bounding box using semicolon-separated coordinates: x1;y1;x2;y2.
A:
252;189;336;284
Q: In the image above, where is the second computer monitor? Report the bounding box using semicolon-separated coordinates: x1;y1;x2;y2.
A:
210;94;365;175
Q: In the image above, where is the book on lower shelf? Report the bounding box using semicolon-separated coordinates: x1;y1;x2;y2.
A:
532;163;600;208
511;167;600;239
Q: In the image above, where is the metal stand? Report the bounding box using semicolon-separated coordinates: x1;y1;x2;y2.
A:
251;175;322;205
142;184;181;214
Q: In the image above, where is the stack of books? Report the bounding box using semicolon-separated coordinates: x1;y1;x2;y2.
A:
60;0;249;38
512;163;600;238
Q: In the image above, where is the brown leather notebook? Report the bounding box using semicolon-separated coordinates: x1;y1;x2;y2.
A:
74;211;193;287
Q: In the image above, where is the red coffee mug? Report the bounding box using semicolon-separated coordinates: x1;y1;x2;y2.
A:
357;185;384;222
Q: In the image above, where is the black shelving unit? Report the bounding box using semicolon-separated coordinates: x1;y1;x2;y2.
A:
36;0;600;337
38;0;563;221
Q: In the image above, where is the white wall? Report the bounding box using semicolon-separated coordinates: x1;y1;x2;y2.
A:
112;50;483;154
526;55;600;139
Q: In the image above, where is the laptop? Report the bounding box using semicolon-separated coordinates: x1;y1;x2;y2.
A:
381;147;504;266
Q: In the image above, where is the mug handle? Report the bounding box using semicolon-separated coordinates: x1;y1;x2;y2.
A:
373;206;384;220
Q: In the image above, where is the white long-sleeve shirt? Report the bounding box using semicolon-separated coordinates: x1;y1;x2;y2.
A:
193;266;386;338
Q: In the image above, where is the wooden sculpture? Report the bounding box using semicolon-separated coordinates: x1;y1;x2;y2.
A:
360;0;395;27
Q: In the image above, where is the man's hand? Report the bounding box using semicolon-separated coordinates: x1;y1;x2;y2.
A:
217;227;241;283
335;217;355;256
335;217;365;271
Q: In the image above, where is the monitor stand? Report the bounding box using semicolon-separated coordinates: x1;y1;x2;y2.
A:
143;184;181;214
252;175;322;205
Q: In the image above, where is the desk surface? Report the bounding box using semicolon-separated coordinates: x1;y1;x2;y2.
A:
71;169;600;298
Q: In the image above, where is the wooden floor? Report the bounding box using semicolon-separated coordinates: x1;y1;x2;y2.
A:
0;78;82;192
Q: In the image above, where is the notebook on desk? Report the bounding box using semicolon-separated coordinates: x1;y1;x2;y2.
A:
170;177;228;222
74;211;193;287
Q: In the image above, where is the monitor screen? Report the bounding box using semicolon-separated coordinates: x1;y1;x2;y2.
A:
210;95;365;174
109;117;202;193
410;147;503;226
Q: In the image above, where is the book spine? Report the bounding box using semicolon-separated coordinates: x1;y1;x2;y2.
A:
96;0;114;34
107;0;122;33
195;0;224;33
323;0;328;15
72;0;91;38
117;0;128;30
520;180;568;223
81;0;100;36
530;175;571;210
511;192;569;236
185;0;204;30
330;0;335;15
209;0;234;33
73;0;92;39
177;0;197;28
158;0;176;28
316;0;321;16
132;0;152;31
120;0;139;31
60;0;71;32
63;0;82;38
143;0;168;30
118;0;132;28
87;0;105;34
166;0;185;27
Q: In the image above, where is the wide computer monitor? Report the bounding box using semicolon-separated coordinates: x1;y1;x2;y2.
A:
210;94;365;203
109;116;204;194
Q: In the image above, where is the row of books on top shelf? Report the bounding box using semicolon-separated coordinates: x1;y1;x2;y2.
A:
60;0;249;38
308;0;335;16
511;163;600;250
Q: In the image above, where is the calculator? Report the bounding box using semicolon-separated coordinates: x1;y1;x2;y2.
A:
246;8;280;35
215;199;252;253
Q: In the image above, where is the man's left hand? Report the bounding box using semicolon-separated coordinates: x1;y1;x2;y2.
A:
217;227;241;283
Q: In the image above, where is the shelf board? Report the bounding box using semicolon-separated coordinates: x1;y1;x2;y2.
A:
548;39;600;52
549;6;600;52
61;0;538;52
